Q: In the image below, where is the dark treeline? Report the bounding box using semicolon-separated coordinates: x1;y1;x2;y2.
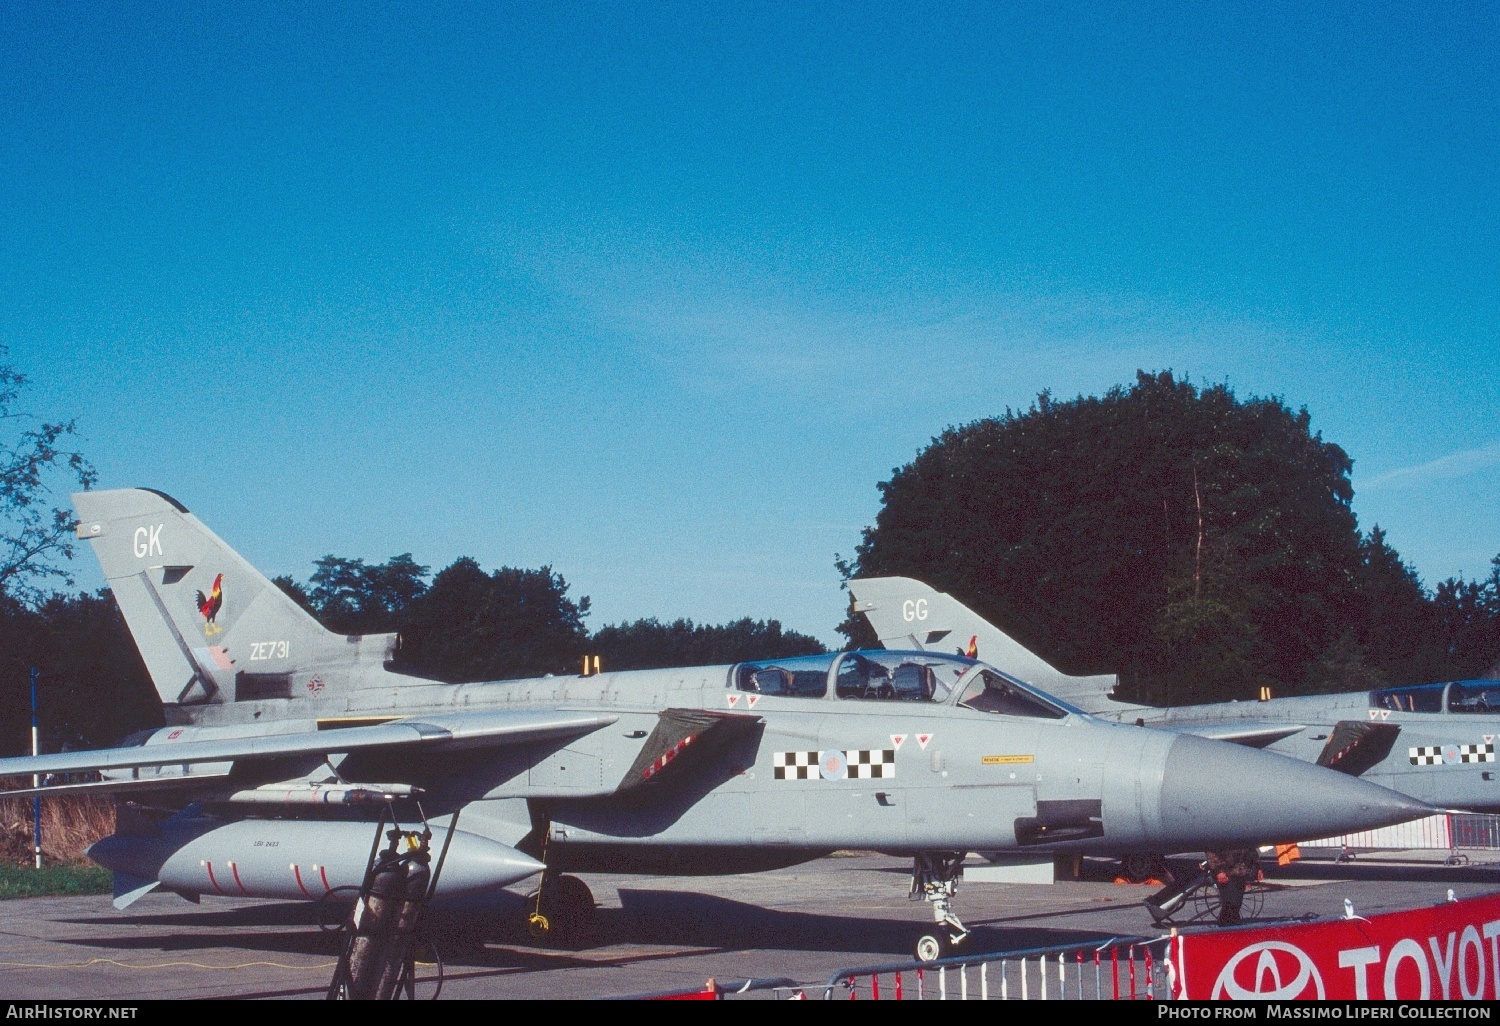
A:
841;371;1500;705
0;564;828;756
272;555;827;683
0;593;160;758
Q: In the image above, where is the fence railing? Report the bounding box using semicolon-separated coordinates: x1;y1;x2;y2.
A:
822;935;1172;1000
1300;811;1500;856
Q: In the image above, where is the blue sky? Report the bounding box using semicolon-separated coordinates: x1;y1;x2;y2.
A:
2;3;1496;646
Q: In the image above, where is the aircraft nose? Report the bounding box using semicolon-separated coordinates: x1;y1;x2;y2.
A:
1157;733;1432;847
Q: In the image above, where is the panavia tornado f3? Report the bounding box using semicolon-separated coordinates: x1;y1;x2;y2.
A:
0;490;1432;961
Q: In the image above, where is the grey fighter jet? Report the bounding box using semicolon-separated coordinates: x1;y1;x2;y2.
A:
0;491;1432;961
850;576;1500;817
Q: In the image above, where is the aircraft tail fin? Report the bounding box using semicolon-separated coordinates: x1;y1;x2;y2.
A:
846;576;1133;713
73;488;394;707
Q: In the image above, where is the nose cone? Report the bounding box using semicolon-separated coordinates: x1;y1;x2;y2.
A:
433;831;545;895
1158;734;1432;847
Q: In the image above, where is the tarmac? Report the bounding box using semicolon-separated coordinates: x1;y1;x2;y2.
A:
2;849;1499;1000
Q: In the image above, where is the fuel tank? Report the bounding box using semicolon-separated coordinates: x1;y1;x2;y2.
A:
87;815;543;900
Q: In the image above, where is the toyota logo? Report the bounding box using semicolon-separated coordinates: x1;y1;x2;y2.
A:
1212;941;1326;999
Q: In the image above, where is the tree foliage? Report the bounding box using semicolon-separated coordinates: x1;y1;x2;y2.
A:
392;560;592;682
592;617;825;672
0;592;162;756
274;554;828;682
303;554;430;634
842;371;1500;704
0;355;98;605
0;354;160;757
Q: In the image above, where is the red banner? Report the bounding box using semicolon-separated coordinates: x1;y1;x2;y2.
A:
1172;892;1500;1000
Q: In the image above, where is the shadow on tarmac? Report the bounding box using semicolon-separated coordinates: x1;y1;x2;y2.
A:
55;886;1126;967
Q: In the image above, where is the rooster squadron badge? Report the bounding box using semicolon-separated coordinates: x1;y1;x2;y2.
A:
196;573;224;637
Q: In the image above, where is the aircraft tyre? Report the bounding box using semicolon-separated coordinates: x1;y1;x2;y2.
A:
913;931;950;963
527;875;597;948
1121;853;1169;883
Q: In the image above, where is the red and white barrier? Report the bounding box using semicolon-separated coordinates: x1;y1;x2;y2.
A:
1170;891;1500;1000
1300;812;1453;851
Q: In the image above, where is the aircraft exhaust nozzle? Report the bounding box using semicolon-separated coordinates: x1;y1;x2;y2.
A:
1155;734;1433;848
88;817;543;901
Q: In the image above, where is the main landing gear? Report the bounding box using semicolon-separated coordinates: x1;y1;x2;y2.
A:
911;852;969;962
526;873;597;948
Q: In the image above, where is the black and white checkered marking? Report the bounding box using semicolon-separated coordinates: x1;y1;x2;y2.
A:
773;749;897;780
773;751;820;780
847;749;896;779
1408;743;1495;766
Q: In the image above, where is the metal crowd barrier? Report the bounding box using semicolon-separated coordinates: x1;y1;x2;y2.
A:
822;936;1172;1000
1450;813;1500;852
1300;811;1500;866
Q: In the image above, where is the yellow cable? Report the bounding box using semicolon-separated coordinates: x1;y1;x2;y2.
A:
0;957;439;971
0;957;337;970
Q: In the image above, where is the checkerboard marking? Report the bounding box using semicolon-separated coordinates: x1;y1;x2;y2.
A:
774;749;896;780
847;749;896;779
773;751;819;780
1408;743;1495;766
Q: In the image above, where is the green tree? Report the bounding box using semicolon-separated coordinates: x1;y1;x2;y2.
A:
842;371;1373;704
302;554;430;634
592;617;826;671
0;353;159;756
0;355;97;604
394;559;590;682
1432;557;1500;680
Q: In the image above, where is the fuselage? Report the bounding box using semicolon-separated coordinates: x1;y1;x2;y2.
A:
1095;680;1500;813
116;650;1429;879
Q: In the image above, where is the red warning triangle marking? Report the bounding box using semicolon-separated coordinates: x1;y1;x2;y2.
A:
727;694;739;707
916;733;933;750
1485;735;1494;744
891;734;906;750
747;694;760;709
1368;710;1379;720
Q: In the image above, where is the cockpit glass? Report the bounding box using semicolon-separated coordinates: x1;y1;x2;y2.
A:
957;668;1068;719
833;651;967;703
1447;681;1500;714
1369;683;1445;713
734;653;836;698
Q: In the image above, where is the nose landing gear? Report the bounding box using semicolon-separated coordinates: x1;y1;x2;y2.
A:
911;852;968;962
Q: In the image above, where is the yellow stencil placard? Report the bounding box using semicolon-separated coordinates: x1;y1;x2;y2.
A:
982;755;1035;765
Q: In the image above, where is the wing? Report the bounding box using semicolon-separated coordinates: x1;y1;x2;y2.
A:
0;708;617;798
1171;721;1308;748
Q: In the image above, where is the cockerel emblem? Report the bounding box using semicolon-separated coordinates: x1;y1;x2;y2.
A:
196;573;224;637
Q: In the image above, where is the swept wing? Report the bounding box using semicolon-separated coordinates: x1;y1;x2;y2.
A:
0;708;617;797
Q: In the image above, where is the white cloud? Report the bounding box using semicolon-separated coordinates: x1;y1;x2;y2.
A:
1361;441;1500;491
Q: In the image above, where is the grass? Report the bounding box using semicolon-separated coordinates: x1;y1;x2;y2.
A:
0;782;117;896
0;862;111;899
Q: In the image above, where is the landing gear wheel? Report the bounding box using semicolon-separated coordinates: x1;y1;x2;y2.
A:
1122;853;1169;883
914;931;950;963
526;875;597;948
1192;882;1265;925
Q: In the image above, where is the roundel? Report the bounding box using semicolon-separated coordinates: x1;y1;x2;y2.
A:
819;750;847;781
1212;941;1325;1000
1443;745;1461;765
